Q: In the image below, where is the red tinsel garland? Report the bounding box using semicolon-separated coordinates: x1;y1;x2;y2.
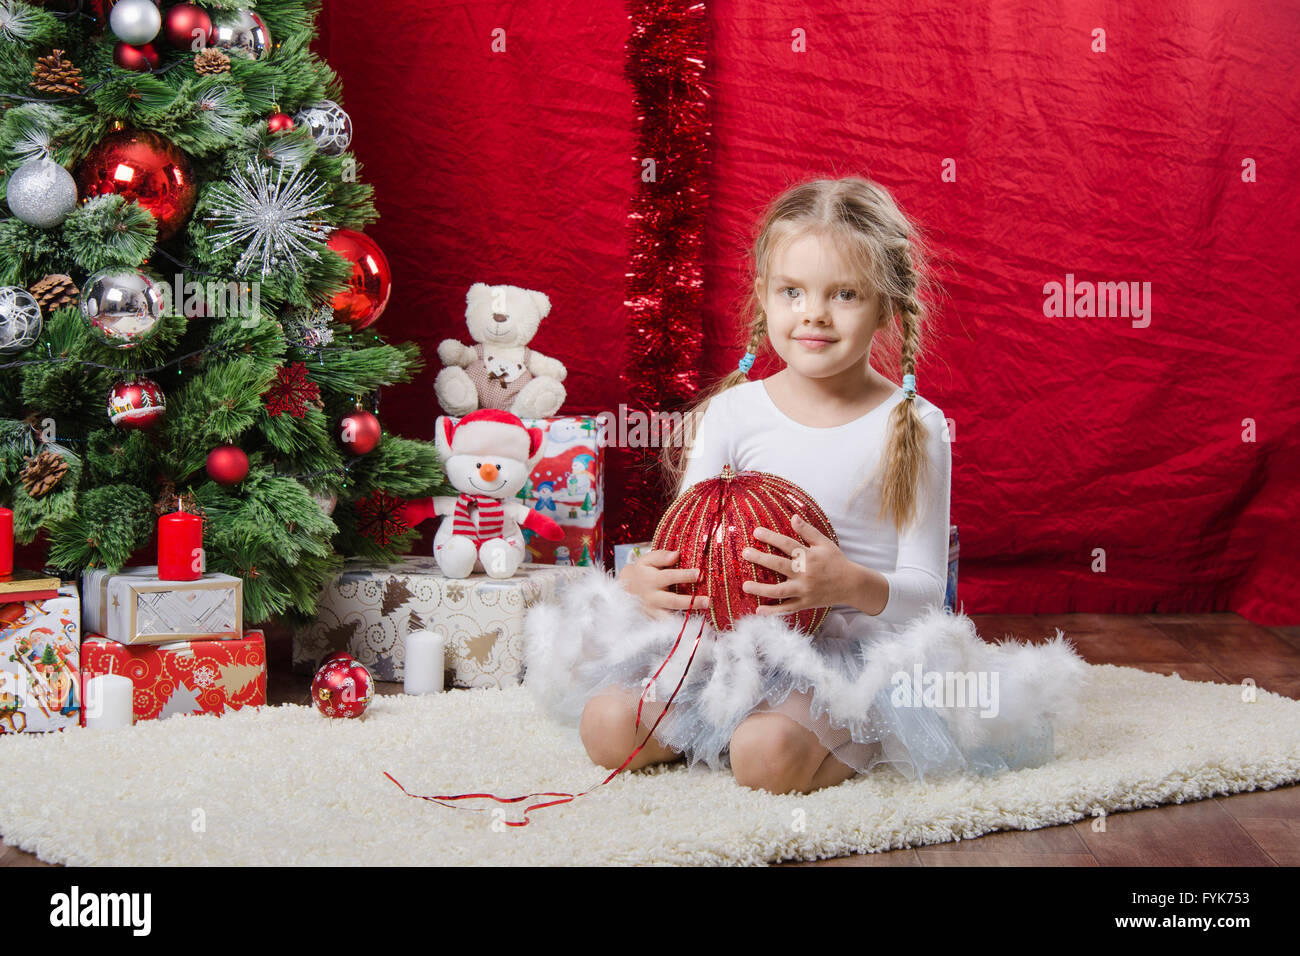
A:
612;0;713;546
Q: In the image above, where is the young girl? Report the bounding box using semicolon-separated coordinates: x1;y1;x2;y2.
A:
524;176;1088;795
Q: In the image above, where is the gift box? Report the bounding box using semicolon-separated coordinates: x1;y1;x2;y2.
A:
79;630;266;724
511;415;606;568
293;557;588;688
613;541;652;576
80;565;242;645
0;583;80;733
945;524;959;612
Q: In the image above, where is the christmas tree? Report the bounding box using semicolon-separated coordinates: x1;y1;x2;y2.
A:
0;1;450;625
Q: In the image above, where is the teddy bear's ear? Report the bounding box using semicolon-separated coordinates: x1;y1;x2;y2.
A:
467;283;491;309
435;416;456;458
527;289;551;319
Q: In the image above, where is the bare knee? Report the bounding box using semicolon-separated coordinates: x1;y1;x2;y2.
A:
729;715;820;794
580;692;635;770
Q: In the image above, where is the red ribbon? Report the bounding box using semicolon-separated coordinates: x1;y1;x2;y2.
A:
385;484;728;827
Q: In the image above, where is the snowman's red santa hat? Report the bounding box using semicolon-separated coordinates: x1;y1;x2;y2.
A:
441;409;544;461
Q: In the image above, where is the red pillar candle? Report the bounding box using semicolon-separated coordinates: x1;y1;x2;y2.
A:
0;506;12;576
157;507;203;582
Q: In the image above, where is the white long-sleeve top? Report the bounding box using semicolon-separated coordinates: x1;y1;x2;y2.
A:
676;377;952;633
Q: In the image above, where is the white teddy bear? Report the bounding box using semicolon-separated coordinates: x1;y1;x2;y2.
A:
435;283;568;419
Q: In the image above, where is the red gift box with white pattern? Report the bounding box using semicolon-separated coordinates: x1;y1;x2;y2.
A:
79;630;266;724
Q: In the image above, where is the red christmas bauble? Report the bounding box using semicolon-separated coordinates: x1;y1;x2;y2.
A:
337;409;381;455
266;112;295;133
113;40;161;71
326;228;391;330
75;129;197;241
320;650;355;667
205;444;249;485
651;465;838;634
312;658;373;719
107;377;166;429
162;2;213;50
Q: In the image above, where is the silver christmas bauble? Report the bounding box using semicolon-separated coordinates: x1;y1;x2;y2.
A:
79;270;165;350
312;489;338;516
211;8;272;60
0;287;42;354
109;0;162;45
293;100;352;155
282;304;335;349
5;159;78;229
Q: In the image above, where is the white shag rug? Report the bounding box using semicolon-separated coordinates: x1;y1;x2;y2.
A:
3;664;1299;866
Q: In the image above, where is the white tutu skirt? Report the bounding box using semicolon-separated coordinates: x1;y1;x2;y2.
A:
523;568;1092;783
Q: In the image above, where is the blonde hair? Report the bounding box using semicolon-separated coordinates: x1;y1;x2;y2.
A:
658;176;942;533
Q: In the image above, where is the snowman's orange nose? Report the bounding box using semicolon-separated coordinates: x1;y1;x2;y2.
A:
479;463;499;482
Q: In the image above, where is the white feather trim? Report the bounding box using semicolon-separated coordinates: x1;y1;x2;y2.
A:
523;569;1092;755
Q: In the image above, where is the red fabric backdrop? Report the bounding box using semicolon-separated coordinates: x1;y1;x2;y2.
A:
315;1;1300;625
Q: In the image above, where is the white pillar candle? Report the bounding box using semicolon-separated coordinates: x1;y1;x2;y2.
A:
84;672;133;729
404;630;446;695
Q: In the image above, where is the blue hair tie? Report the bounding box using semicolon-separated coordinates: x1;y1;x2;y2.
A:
902;373;916;397
738;352;756;374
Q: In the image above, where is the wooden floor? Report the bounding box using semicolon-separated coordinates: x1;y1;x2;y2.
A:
4;612;1298;867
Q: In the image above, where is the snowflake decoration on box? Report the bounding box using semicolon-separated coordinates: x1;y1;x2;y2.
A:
191;664;218;689
354;489;410;548
263;361;321;417
206;160;334;279
282;303;335;349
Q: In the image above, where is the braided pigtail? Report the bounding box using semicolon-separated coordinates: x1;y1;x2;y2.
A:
658;313;767;500
875;291;929;530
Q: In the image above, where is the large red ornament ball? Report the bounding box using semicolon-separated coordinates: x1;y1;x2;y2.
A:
162;2;213;50
651;465;838;635
337;409;381;455
113;41;160;71
326;228;392;330
107;377;166;429
312;658;373;719
75;129;197;241
205;444;249;485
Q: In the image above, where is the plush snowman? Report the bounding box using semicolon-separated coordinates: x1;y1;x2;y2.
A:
402;409;563;578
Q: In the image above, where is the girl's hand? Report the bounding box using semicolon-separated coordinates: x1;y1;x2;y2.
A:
618;549;711;621
740;514;857;619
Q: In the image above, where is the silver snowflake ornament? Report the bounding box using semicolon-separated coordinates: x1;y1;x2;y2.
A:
206;161;335;279
282;303;336;349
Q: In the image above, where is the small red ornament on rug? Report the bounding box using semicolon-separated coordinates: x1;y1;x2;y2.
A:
312;658;373;719
385;465;837;826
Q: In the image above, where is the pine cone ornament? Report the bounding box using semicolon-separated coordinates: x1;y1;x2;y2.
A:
19;449;68;498
30;50;83;95
194;48;231;76
28;274;78;313
154;481;205;518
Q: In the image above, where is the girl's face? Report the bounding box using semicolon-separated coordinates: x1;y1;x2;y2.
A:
756;232;887;382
